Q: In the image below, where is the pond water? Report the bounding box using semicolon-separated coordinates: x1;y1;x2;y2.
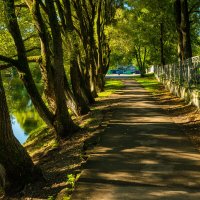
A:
12;116;28;144
10;109;44;144
2;68;44;144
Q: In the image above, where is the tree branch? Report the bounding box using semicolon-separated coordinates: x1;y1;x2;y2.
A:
11;47;41;58
0;55;41;71
37;0;48;14
23;34;38;42
27;47;41;53
15;3;28;8
27;56;42;62
0;55;18;66
0;64;13;71
189;2;200;14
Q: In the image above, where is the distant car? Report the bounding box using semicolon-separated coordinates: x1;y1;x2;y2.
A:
109;70;117;74
116;70;123;75
135;70;141;74
124;70;134;74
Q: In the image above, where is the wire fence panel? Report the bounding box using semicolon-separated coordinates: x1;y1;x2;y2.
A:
155;56;200;90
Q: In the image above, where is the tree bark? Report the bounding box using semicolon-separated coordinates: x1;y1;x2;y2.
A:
96;1;104;92
0;72;42;194
27;0;82;117
64;76;84;116
135;46;146;77
180;0;192;59
28;0;57;113
3;0;54;127
61;0;91;114
160;23;165;65
174;0;192;61
72;0;96;102
76;0;98;97
70;59;90;114
45;0;79;138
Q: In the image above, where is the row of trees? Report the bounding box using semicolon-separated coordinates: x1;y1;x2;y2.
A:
108;0;200;76
0;0;122;194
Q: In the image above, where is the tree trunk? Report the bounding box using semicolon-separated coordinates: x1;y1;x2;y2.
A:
135;46;146;77
160;23;165;65
72;0;96;102
0;72;42;194
64;76;84;116
96;1;104;92
70;60;90;115
180;0;192;59
174;0;192;61
174;0;184;60
86;1;98;97
3;0;54;127
89;44;98;97
60;0;90;114
77;54;96;104
45;0;79;138
29;0;57;113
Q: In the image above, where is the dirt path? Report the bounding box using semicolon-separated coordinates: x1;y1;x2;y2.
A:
72;79;200;200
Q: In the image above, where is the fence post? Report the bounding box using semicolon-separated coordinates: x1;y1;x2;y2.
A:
154;56;199;90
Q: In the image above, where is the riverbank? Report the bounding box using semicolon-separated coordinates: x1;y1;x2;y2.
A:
7;80;123;199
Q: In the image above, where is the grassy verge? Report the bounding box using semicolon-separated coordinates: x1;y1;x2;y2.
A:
134;74;164;95
98;79;124;98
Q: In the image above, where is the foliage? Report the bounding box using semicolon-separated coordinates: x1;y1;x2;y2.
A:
66;174;76;188
189;0;200;56
109;0;199;70
63;173;81;200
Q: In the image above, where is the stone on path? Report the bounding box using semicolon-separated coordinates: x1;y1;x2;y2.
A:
72;80;200;200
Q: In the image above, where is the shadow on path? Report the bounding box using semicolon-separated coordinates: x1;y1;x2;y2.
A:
72;80;200;200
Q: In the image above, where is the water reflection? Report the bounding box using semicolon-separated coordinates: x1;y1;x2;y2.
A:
11;116;28;144
10;107;45;144
2;66;44;144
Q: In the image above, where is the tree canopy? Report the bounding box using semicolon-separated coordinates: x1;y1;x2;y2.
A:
108;0;200;74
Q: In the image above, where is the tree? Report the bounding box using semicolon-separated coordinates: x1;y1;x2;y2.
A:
2;0;79;139
70;0;120;94
44;0;79;137
108;0;181;72
2;0;54;128
188;0;200;56
0;72;42;194
174;0;192;60
56;0;92;113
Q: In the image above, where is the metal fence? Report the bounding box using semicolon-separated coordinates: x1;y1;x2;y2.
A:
154;56;200;89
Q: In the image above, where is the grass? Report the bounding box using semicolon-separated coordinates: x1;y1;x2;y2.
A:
134;74;164;94
80;79;124;129
98;80;124;98
24;126;57;157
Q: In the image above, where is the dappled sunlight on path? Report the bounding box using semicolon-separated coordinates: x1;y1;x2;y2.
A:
72;80;200;200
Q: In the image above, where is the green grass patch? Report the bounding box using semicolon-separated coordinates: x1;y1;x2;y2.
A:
98;80;124;97
134;74;164;94
24;126;57;157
